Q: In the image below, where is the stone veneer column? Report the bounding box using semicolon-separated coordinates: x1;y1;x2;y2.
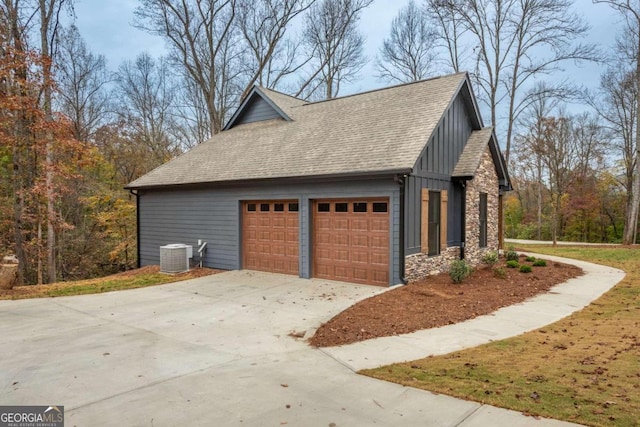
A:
464;146;499;264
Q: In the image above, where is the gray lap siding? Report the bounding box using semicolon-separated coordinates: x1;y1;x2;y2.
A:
138;179;401;285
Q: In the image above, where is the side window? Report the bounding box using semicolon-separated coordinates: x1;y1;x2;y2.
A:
479;193;488;248
427;191;441;256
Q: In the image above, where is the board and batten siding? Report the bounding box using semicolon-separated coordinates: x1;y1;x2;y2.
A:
405;91;475;255
233;95;284;126
138;179;402;285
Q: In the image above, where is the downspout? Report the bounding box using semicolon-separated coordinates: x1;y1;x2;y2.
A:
397;174;408;285
129;190;140;268
460;180;466;260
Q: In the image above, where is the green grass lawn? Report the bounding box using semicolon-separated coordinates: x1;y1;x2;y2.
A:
362;246;640;427
0;266;219;300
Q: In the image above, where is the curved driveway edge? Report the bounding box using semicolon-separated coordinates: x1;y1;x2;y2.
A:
321;253;626;371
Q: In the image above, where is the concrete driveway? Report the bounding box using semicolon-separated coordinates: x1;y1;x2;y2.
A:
1;270;582;426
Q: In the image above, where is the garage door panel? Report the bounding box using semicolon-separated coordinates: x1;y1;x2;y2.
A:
313;199;389;286
271;231;286;242
271;245;285;256
333;266;349;281
353;268;369;281
286;218;298;228
258;217;271;227
351;219;369;232
371;252;387;265
334;250;349;262
316;217;331;230
286;231;298;243
371;271;388;285
316;248;332;261
370;235;388;249
371;219;389;232
351;251;369;264
243;201;299;276
334;234;349;246
333;218;349;231
351;235;369;247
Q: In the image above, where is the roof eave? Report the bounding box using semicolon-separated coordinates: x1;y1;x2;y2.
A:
452;174;474;181
125;168;413;191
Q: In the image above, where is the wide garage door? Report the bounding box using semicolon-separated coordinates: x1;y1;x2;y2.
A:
313;199;389;286
242;201;299;275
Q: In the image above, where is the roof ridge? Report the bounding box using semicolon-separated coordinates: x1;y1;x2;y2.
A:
258;86;306;102
303;72;469;107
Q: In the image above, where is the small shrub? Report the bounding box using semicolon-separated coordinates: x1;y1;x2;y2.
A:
493;267;506;279
449;260;472;284
533;259;547;267
520;264;533;273
506;260;520;269
505;246;519;261
481;251;499;267
525;256;536;262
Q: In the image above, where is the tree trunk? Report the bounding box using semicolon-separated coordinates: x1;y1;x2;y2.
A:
9;6;28;285
12;142;26;284
40;0;57;282
623;34;640;245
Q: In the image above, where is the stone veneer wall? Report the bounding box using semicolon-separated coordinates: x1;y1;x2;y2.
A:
404;147;500;282
405;247;460;281
464;147;500;264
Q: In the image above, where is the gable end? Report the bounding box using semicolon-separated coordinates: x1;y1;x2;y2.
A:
223;87;292;130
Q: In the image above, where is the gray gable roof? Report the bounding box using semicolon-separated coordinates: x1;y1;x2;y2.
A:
452;127;511;191
223;86;295;130
127;73;473;189
452;128;494;178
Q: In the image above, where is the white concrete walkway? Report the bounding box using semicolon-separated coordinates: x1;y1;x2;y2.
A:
322;253;625;371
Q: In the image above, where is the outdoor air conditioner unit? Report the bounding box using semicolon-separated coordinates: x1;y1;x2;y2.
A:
160;244;193;273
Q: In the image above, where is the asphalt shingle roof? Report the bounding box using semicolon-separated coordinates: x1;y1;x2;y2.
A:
452;128;494;178
127;72;469;189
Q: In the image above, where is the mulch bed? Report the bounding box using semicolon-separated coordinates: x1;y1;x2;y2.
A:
309;255;583;347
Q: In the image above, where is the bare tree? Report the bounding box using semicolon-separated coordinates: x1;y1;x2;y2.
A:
589;64;638;244
296;0;372;99
116;53;182;164
39;0;73;284
512;87;560;240
56;25;111;142
534;112;578;244
236;0;314;97
426;0;467;73
593;0;640;244
430;0;598;164
1;0;31;284
135;0;238;136
376;0;439;83
136;0;315;136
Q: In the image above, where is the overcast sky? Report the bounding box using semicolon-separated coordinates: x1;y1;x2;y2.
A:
70;0;621;97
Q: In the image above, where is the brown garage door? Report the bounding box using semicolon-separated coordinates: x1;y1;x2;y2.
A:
242;201;299;275
313;199;389;286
